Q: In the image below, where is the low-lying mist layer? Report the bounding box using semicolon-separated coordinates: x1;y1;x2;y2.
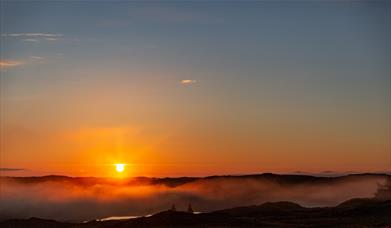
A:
0;174;388;222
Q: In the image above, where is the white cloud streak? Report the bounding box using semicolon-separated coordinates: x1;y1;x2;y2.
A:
2;33;63;37
2;33;64;42
181;79;197;85
30;56;44;60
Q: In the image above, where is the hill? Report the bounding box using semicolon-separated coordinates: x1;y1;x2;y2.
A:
0;199;389;227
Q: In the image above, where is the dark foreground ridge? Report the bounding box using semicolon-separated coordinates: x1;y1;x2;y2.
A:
1;198;390;227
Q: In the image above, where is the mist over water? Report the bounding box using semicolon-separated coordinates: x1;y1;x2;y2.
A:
0;174;386;222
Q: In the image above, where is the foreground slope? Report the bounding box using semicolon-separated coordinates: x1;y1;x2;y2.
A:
1;198;390;227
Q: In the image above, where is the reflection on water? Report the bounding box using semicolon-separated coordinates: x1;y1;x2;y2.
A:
98;215;147;221
97;211;202;221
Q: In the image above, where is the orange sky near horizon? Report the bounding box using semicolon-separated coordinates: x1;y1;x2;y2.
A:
1;120;389;177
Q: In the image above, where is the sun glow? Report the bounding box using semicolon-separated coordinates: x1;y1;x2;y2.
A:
115;164;125;173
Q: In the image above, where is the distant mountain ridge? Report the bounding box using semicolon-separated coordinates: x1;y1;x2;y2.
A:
1;172;389;187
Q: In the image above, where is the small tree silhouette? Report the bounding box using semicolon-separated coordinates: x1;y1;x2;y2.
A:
187;203;194;214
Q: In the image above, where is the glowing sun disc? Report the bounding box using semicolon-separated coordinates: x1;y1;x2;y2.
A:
115;164;125;173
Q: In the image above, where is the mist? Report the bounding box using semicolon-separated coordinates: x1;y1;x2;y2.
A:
0;174;387;222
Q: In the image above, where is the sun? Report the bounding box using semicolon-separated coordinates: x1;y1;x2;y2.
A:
115;163;125;173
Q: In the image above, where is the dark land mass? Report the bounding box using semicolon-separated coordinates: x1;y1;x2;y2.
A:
1;198;390;227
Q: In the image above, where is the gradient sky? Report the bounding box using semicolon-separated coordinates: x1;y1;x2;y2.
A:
0;1;390;177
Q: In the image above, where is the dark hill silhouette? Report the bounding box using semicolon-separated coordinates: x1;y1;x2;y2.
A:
337;198;381;208
215;201;305;217
1;199;390;227
0;217;71;228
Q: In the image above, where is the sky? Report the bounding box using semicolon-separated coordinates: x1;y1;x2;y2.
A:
0;1;390;177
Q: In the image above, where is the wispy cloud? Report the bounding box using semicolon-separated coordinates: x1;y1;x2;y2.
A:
0;60;23;69
2;33;63;42
30;56;44;60
22;38;39;42
2;33;63;38
181;79;197;85
29;56;46;63
45;37;58;41
0;55;58;71
0;168;25;171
